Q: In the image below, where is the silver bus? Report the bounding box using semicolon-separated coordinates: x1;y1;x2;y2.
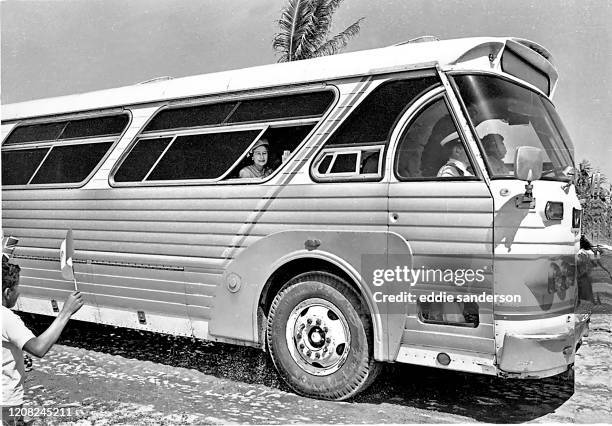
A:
1;36;589;400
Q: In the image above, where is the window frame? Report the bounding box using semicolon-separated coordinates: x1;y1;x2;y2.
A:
391;90;482;182
2;114;130;147
309;72;442;184
1;111;131;189
109;86;338;187
140;89;336;134
311;144;385;181
136;127;268;184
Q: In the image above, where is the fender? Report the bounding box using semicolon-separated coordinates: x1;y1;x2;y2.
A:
208;230;412;361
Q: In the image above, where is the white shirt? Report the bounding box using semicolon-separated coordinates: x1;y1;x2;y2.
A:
437;158;473;178
2;305;35;406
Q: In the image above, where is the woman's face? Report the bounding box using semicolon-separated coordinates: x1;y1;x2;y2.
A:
252;146;268;168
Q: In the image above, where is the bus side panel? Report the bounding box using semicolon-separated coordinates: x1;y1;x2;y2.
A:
388;181;496;360
211;181;391;349
2;185;263;336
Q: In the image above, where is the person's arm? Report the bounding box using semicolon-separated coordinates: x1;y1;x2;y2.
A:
23;291;83;358
239;167;252;178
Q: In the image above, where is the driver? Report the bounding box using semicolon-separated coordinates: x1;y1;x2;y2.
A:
482;133;509;175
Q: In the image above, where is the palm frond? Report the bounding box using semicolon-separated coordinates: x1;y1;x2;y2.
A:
273;0;316;61
273;0;364;61
298;0;335;58
313;17;364;58
306;0;346;46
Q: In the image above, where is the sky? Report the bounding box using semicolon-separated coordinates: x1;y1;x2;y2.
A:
1;0;611;179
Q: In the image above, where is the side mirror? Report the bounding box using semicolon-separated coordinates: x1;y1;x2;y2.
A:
514;146;543;182
514;147;543;209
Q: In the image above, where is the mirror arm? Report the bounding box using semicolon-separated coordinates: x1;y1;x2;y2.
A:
515;181;536;209
562;169;576;192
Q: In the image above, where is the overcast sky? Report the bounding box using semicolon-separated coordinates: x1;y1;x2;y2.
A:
2;0;611;179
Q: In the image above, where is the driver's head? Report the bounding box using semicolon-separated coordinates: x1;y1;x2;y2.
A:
482;133;506;160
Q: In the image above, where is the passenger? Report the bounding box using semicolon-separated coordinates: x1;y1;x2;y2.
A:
482;133;509;175
239;138;273;179
421;115;456;176
2;258;83;425
437;132;473;177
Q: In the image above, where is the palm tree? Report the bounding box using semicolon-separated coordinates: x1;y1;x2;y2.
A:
273;0;364;62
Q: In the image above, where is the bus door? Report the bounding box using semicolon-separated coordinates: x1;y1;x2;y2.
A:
385;88;497;366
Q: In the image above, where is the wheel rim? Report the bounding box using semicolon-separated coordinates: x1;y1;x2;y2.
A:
285;297;351;376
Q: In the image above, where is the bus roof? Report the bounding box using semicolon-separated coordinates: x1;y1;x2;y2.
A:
1;36;557;122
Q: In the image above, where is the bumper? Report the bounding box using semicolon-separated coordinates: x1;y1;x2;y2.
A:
497;313;590;378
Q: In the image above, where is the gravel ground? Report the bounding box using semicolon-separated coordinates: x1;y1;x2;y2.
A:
16;311;611;424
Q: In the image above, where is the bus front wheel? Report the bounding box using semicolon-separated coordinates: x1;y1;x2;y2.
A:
266;272;380;400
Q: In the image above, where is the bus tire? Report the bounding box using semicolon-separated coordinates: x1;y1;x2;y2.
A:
266;271;380;400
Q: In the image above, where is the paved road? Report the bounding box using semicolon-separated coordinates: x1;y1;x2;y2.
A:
16;304;611;425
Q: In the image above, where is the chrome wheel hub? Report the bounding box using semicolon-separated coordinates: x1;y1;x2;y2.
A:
286;298;351;376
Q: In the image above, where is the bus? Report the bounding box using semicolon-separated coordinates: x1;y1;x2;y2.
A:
1;36;590;400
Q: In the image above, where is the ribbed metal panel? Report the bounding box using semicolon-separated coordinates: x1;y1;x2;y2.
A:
18;282;194;317
1;229;260;248
14;257;216;313
4;219;246;235
3;176;387;322
389;180;495;352
3;182;257;319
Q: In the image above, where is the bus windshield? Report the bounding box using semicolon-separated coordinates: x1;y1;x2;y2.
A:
453;74;575;181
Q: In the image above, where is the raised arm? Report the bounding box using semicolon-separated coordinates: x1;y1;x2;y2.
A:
23;291;83;358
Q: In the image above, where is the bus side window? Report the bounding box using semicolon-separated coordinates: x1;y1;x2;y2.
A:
325;77;440;148
225;124;315;179
112;89;333;185
2;114;129;187
312;76;441;182
313;146;383;180
114;124;317;183
396;96;465;179
361;151;380;174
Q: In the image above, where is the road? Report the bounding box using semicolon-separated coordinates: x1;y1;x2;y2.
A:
16;298;610;425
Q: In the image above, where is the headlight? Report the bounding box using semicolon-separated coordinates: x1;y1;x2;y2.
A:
545;201;564;220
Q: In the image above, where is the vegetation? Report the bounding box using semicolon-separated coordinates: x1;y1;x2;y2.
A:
273;0;364;62
576;160;612;244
